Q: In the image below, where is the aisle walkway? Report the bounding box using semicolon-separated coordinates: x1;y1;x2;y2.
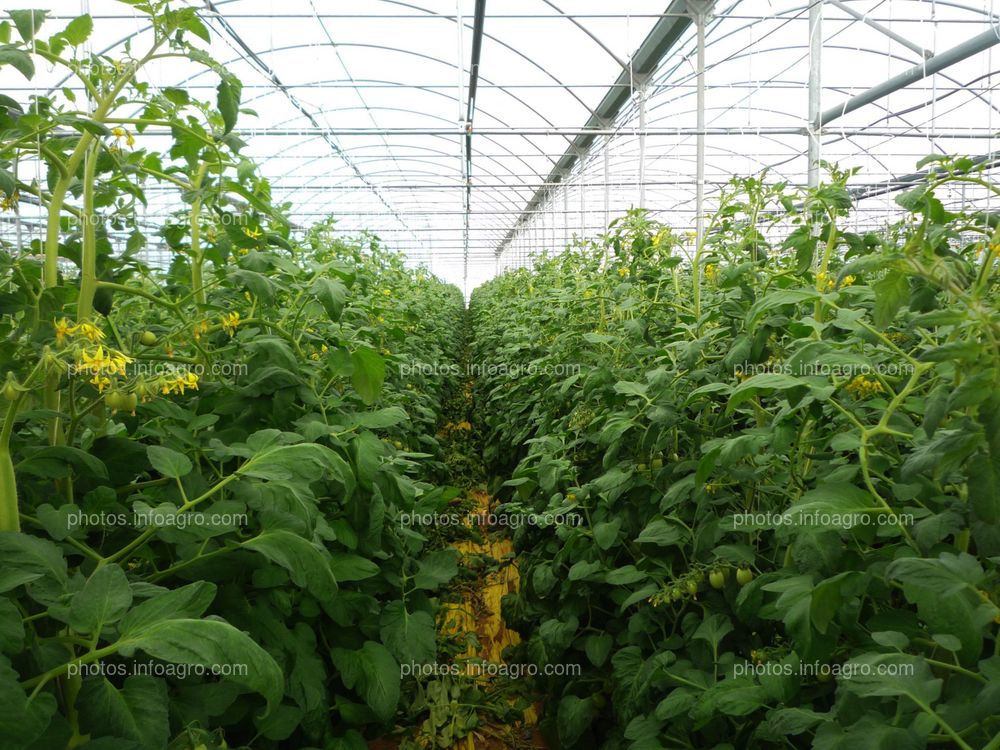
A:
372;357;545;749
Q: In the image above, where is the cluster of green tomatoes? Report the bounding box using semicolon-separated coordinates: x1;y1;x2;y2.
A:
649;563;754;606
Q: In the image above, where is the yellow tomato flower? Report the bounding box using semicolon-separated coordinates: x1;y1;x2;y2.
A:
54;318;76;345
0;190;19;211
242;226;263;240
845;374;884;399
220;311;240;336
74;322;106;344
704;264;718;283
89;374;111;393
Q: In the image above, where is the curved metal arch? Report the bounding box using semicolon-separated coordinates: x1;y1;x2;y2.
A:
171;42;562;176
377;0;599;124
249;111;540;215
240;74;556;190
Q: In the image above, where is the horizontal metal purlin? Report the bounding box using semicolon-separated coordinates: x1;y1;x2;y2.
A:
86;126;1000;138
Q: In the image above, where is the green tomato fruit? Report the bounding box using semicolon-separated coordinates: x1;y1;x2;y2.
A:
105;391;128;411
651;458;664;469
709;570;726;590
736;567;754;586
637;463;648;472
685;580;698;596
140;330;157;346
2;379;18;402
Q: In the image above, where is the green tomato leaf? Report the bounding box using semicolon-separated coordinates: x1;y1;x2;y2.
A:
69;564;133;636
243;530;337;599
146;445;192;479
351;346;386;405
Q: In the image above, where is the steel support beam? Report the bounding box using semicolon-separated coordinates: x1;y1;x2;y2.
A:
462;0;487;298
807;0;823;187
821;23;1000;126
827;0;932;59
691;0;708;248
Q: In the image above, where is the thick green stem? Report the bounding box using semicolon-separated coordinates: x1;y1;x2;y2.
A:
0;445;18;533
76;145;99;321
189;162;209;306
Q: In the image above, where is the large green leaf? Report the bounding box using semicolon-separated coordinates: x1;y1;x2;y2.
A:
119;581;216;636
69;564;133;636
243;530;337;599
121;618;284;712
330;641;399;722
557;695;594;747
379;601;435;664
77;676;169;750
351;346;386;405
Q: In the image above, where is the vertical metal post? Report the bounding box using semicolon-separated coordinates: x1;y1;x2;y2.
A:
695;4;706;250
807;0;823;187
563;176;569;246
580;161;586;237
638;82;647;207
603;141;610;228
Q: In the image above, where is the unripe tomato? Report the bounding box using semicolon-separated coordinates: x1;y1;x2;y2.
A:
651;458;663;469
2;377;19;401
637;463;648;472
592;693;607;709
709;570;726;589
140;330;157;346
123;392;138;412
736;567;754;586
105;391;128;411
566;492;577;502
685;580;698;596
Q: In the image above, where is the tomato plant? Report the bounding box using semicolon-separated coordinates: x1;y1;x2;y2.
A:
473;161;1000;749
0;7;468;749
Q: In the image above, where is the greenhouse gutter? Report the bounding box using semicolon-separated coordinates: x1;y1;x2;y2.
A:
497;1;697;254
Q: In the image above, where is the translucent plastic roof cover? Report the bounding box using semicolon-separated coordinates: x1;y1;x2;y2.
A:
3;1;1000;291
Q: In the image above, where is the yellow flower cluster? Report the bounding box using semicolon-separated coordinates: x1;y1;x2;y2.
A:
55;318;106;345
76;346;132;393
617;267;629;278
845;374;884;399
110;126;135;148
816;271;836;292
704;264;719;283
193;320;210;340
242;226;263;240
1;190;19;211
220;311;240;336
159;371;199;395
310;344;329;361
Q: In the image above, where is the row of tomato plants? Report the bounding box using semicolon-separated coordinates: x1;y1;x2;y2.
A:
472;162;1000;749
1;6;468;749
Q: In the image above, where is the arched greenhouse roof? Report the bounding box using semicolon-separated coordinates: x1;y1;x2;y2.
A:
3;0;999;292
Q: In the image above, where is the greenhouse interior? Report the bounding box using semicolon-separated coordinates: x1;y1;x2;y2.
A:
1;1;999;749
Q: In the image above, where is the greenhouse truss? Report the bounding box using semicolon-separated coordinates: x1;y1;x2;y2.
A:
2;0;999;293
